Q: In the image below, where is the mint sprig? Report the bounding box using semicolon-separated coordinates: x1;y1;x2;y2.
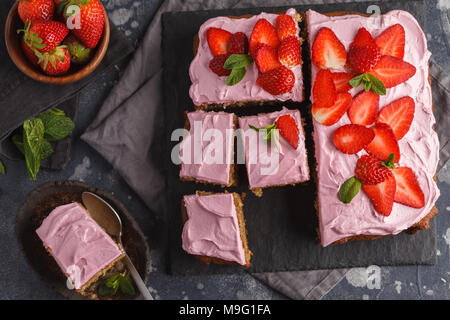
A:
350;73;386;96
224;54;253;86
98;272;136;297
249;123;279;150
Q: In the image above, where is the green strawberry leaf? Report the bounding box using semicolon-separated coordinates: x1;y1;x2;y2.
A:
223;54;253;70
226;67;246;86
338;177;362;204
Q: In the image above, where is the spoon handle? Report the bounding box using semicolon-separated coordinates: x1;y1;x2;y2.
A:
124;255;153;300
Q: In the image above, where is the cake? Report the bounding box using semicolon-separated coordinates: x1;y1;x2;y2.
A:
189;8;304;109
238;107;309;194
179;110;237;187
181;191;251;267
306;10;440;246
36;202;125;293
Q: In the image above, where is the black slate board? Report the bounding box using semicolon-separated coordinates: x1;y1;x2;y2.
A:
162;0;436;275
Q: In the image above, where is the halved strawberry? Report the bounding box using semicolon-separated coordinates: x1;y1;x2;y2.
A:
347;45;381;74
365;123;401;163
254;44;281;73
376;96;415;140
278;36;302;67
312;92;352;126
313;69;337;108
276;114;299;149
256;66;295;95
209;54;231;76
311;27;347;69
350;27;378;49
275;14;297;41
375;24;405;60
227;32;249;55
333;124;375;154
347;90;380;126
331;72;353;93
355;154;393;185
249;19;280;56
207;27;232;56
362;175;396;216
368;55;416;88
392;167;425;208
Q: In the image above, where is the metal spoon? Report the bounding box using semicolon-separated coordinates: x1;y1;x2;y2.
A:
81;192;153;300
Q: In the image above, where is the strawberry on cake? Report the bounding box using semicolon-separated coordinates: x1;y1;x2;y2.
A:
307;10;440;246
189;8;304;109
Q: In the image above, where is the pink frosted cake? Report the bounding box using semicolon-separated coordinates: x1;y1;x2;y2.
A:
189;8;304;109
238;107;309;192
36;203;125;291
179;110;236;186
307;10;440;246
181;192;251;267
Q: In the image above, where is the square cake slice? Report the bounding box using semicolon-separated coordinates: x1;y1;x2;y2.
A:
189;8;304;109
181;192;251;267
179;110;237;186
36;202;125;292
238;107;310;192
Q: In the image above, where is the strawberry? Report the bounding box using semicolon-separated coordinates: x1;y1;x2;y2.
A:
313;69;337;108
355;154;393;185
209;54;231;76
18;0;55;23
375;24;405;60
18;20;68;53
376;96;415;140
206;28;232;56
368;55;416;88
333;124;375;154
347;45;381;74
277;36;302;67
254;44;281;73
226;32;249;55
392;167;425;208
312;92;352;126
249;19;280;56
21;40;40;68
350;27;378;49
311;27;347;69
256;66;295;95
362;175;396;216
275;14;297;41
63;0;105;49
347;90;380;126
331;72;353;93
365;123;401;163
276;114;299;149
63;34;92;65
39;46;71;75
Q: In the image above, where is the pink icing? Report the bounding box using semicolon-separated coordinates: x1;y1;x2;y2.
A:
238;107;309;189
36;203;124;289
189;8;304;106
179;110;234;185
306;10;440;246
182;193;246;265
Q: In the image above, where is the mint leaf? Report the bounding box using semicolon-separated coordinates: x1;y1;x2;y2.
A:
338;177;362;204
38;111;74;141
98;273;136;297
226;67;246;86
349;74;364;88
382;153;396;169
23;118;45;180
118;276;136;296
224;54;253;70
0;160;5;175
12;134;24;154
365;74;386;96
98;280;119;297
41;139;54;159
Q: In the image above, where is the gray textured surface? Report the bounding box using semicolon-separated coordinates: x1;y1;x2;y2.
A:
0;0;448;300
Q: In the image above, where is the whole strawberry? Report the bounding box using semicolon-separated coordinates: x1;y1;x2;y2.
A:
39;46;71;75
18;0;55;23
21;40;40;68
63;34;93;65
18;20;69;54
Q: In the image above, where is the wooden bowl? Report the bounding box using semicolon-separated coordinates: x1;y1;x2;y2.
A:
4;2;110;85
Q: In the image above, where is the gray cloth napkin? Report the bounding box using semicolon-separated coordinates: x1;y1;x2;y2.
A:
81;0;450;300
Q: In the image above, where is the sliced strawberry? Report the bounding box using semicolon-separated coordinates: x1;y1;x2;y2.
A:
278;36;302;67
362;175;396;216
249;19;280;56
350;27;378;49
347;45;381;74
355;155;393;185
347;90;380;126
311;27;347;69
256;66;295;95
209;54;231;76
276;14;297;41
276;114;299;149
376;96;415;140
375;24;405;60
392;167;425;208
365;123;401;163
207;27;232;56
331;72;353;93
333;124;375;154
368;55;416;88
254;44;281;73
227;32;249;55
313;69;337;108
312;92;352;126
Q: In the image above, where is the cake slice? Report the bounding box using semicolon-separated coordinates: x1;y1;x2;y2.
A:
181;191;251;267
189;8;304;109
179;110;237;187
306;9;440;246
36;202;125;294
238;107;309;194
